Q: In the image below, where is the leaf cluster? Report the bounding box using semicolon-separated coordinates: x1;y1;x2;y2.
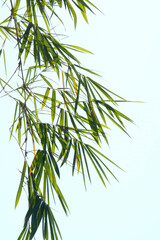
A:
0;1;133;239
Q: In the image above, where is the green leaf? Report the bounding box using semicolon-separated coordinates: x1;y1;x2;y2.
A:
84;144;106;186
75;65;101;76
72;66;82;112
3;49;7;76
87;144;124;171
60;139;72;166
79;142;91;182
76;0;88;23
51;89;56;123
14;0;21;14
15;160;27;208
19;22;33;59
26;0;32;22
41;88;50;110
72;139;77;175
42;206;48;239
34;92;52;101
16;115;22;146
36;0;50;32
66;1;77;28
10;102;18;139
0;1;134;239
24;34;33;63
57;0;62;7
31;0;38;25
33;96;39;122
48;151;60;178
30;197;45;239
77;143;86;187
47;205;62;239
17;228;27;240
66;44;93;54
40;74;53;89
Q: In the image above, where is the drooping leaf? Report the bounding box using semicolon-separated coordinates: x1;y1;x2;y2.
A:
41;87;50;110
19;22;33;58
14;0;21;14
40;74;53;89
51;89;56;123
15;160;27;208
66;44;93;54
3;49;7;76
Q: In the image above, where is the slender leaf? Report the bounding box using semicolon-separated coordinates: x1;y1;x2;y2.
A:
41;87;50;110
51;89;56;123
15;160;27;208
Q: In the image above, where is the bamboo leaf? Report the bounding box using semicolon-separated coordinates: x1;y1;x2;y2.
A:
72;139;77;175
30;198;45;239
57;0;62;7
17;117;22;145
84;144;106;186
48;151;60;178
3;49;7;76
36;0;50;32
10;102;18;139
33;96;38;122
42;206;48;239
15;160;27;208
66;1;77;28
0;1;134;239
60;139;72;166
19;22;33;59
66;44;93;54
51;89;56;123
69;68;77;94
34;92;52;101
73;68;81;112
41;88;50;110
77;143;86;187
24;34;33;63
40;74;53;89
14;0;21;14
76;0;88;23
17;228;27;240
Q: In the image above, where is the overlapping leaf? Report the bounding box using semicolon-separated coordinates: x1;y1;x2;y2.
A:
0;1;134;240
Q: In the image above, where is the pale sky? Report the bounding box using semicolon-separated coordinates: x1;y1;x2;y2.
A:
1;0;160;239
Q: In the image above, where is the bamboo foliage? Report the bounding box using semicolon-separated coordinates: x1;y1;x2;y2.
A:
0;1;133;239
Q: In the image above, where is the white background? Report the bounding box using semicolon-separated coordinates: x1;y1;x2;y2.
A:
1;0;160;239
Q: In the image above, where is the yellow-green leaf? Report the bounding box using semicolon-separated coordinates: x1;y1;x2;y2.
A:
67;44;93;54
3;49;7;76
41;88;50;110
15;160;27;208
14;0;21;14
51;89;56;123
